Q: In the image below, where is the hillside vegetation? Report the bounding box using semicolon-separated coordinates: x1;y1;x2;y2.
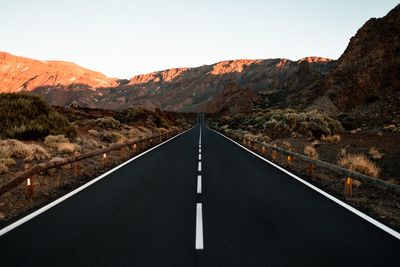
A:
0;93;76;140
208;109;344;140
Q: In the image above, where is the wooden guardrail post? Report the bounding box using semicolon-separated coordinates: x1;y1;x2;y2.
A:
307;163;314;176
272;150;277;160
74;152;81;176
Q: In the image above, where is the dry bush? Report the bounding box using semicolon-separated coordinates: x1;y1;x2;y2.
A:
93;117;121;130
101;131;127;143
44;135;69;148
88;129;99;137
338;153;380;178
369;147;383;160
321;134;341;143
350;128;362;134
57;142;77;154
0;145;11;158
0;139;50;161
25;144;51;161
0;163;8;174
0;158;16;166
84;139;101;149
383;124;397;132
304;145;319;160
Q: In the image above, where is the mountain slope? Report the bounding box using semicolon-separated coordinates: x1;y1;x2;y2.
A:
84;57;334;112
0;52;117;93
307;4;400;122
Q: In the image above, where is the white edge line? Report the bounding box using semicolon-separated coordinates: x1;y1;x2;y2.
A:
195;203;204;249
209;127;400;240
197;175;202;194
0;126;196;237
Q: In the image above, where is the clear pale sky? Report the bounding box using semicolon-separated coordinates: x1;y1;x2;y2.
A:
0;0;398;78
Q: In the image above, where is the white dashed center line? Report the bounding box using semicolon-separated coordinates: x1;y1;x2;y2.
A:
195;203;204;250
197;175;202;194
198;161;202;172
198;154;202;160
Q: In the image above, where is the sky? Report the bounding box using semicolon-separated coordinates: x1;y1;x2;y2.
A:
0;0;398;78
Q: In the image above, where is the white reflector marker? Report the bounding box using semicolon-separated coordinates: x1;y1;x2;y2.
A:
197;175;202;194
195;203;204;250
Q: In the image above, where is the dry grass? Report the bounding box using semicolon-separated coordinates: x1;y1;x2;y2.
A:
304;145;319;160
88;129;99;137
101;131;127;143
350;128;362;134
44;135;69;148
0;157;16;166
84;139;101;149
57;142;77;154
0;163;8;174
369;147;383;160
338;153;380;178
321;134;341;143
0;139;50;161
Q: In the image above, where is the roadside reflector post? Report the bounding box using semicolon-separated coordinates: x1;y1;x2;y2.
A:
307;163;314;176
287;155;293;166
102;152;107;167
26;177;34;200
344;177;353;197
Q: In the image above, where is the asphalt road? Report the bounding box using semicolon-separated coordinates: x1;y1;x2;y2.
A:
0;120;399;266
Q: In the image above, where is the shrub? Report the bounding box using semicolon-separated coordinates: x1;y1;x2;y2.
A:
88;129;99;137
368;147;383;160
0;158;16;166
57;142;77;154
321;134;341;143
44;135;69;148
338;153;380;178
0;139;50;161
101;131;127;143
211;109;344;139
304;145;319;160
93;117;121;130
0;163;8;174
0;93;76;140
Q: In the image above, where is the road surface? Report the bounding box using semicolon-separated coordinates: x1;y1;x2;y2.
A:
0;120;399;266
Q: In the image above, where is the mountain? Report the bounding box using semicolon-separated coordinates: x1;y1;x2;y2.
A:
1;56;331;111
307;4;400;123
0;52;117;93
